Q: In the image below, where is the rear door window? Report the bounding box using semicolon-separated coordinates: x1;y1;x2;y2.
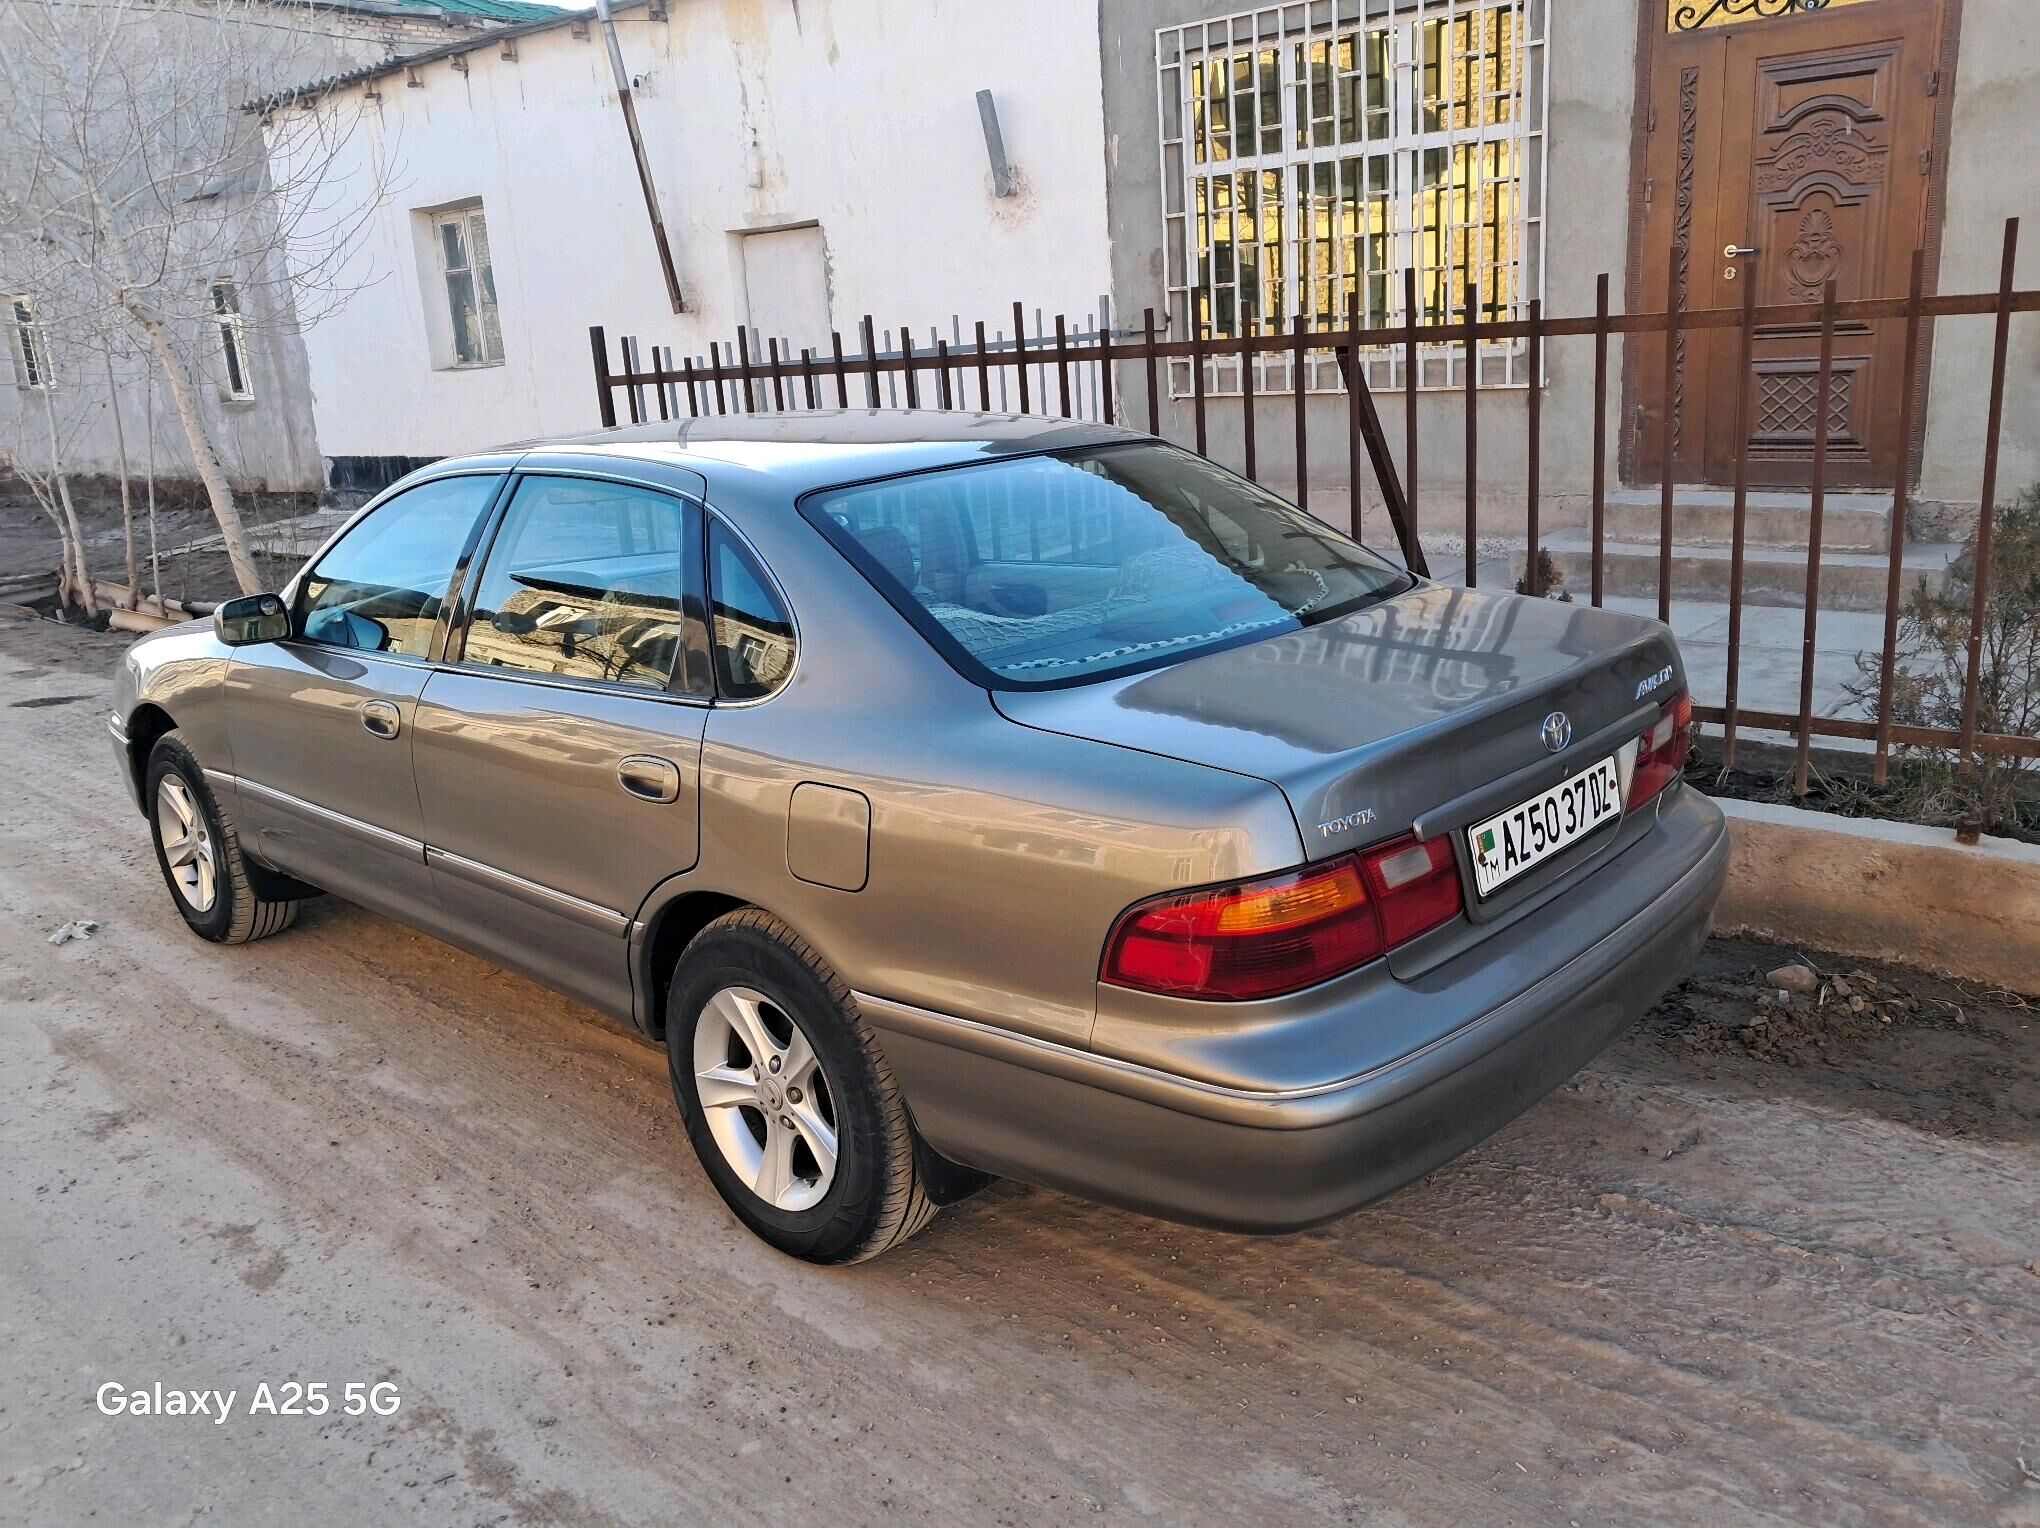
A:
298;474;501;657
459;475;699;692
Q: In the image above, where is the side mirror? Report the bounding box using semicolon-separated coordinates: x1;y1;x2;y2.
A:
215;593;290;647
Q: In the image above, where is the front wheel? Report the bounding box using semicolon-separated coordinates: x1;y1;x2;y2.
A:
667;910;937;1263
146;730;299;944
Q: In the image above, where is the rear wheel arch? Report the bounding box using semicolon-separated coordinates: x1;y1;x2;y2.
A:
663;907;944;1261
637;889;992;1214
636;887;750;1039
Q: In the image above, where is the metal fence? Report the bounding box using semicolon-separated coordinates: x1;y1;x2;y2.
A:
589;216;2039;788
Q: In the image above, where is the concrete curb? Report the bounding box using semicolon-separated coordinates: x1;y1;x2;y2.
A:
1710;797;2040;995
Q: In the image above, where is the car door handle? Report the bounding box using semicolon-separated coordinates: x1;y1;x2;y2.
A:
617;755;681;804
360;699;401;739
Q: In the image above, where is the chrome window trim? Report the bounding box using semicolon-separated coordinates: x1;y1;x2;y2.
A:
239;638;706;706
428;663;712;709
703;505;801;709
424;845;630;935
234;774;423;857
271;642;438;673
511;461;708;498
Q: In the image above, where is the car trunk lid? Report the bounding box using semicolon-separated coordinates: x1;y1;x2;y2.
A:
992;582;1684;863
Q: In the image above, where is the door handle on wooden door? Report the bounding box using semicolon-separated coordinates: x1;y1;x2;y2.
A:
617;755;681;803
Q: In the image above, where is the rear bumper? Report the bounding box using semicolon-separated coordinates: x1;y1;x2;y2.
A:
862;786;1728;1233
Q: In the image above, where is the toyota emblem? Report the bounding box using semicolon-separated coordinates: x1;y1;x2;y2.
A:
1540;711;1573;753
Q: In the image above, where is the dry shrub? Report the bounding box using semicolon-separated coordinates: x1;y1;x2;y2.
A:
1848;486;2040;837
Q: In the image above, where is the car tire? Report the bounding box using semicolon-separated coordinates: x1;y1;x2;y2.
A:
667;909;938;1264
146;730;299;944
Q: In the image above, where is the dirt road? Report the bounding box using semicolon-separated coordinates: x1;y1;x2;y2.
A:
3;620;2035;1527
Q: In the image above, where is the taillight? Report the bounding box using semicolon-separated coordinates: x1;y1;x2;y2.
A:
1101;834;1463;1001
1627;691;1694;810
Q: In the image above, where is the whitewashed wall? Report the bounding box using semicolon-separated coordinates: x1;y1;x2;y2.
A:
273;0;1113;466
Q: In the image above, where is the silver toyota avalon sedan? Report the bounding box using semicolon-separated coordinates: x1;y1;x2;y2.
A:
111;412;1727;1263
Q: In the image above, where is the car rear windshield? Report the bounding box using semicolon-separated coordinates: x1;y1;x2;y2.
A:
802;442;1414;689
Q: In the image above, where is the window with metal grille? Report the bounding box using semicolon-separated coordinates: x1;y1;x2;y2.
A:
10;297;50;389
211;280;254;401
1156;0;1546;395
433;204;503;367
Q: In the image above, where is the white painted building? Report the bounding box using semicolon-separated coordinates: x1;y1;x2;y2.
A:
262;0;1113;490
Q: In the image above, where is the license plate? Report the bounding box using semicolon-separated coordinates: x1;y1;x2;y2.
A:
1466;757;1622;898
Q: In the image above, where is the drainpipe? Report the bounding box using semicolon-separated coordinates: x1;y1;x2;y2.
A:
594;0;685;313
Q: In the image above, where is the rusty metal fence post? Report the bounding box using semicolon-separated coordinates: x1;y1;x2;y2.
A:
1462;280;1479;589
1721;265;1757;769
1793;279;1840;797
1524;298;1542;596
1959;218;2020;774
1873;249;1929;785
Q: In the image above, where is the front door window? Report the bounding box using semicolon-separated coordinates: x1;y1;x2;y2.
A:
298;475;500;656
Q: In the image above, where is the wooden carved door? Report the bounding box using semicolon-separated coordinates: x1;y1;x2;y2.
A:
1637;0;1946;488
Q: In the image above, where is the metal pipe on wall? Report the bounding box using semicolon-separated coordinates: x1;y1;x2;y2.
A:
593;0;685;314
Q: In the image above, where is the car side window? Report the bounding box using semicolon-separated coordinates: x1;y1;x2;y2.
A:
298;474;500;657
461;476;697;692
708;521;794;700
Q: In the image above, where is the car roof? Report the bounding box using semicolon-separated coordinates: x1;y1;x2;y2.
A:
501;409;1153;497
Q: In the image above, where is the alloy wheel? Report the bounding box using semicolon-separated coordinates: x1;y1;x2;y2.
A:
156;774;218;914
691;985;839;1212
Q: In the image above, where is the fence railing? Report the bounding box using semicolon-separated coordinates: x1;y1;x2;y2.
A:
590;217;2040;786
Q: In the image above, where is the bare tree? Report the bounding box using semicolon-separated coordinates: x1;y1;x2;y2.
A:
5;336;98;616
0;0;392;594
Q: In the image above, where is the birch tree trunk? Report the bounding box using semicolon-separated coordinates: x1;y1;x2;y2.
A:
130;299;262;594
104;352;139;594
38;388;97;617
145;370;162;601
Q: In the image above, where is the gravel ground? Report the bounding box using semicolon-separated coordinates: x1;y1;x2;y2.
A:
2;619;2036;1527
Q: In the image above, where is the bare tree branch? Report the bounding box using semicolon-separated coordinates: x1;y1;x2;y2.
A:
0;0;396;594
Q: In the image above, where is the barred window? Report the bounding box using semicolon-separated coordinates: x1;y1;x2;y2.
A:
1156;0;1545;394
